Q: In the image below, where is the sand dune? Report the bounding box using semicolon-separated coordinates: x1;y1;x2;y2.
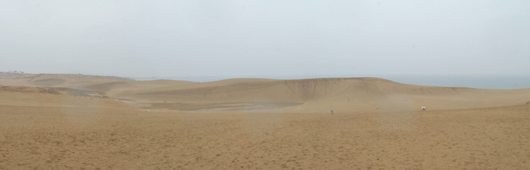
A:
78;76;530;112
1;73;530;169
2;73;530;113
3;73;529;112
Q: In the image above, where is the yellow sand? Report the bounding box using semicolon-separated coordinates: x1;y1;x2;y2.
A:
1;73;530;169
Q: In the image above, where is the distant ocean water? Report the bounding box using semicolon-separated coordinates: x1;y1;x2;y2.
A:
134;75;530;90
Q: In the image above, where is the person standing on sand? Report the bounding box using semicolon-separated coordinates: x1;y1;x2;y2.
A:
331;110;333;115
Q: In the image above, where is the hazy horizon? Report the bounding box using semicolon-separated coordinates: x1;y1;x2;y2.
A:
3;71;529;89
1;1;529;77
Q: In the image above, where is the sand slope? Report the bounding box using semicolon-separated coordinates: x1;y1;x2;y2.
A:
2;73;529;112
98;77;530;112
1;73;530;169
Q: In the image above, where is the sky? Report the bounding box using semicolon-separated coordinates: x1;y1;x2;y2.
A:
1;0;529;78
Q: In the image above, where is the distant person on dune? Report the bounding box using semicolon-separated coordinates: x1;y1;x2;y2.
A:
331;110;333;115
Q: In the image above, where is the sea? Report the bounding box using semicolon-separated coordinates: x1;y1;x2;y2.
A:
134;75;530;90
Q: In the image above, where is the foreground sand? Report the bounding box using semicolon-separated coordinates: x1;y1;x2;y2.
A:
1;74;530;169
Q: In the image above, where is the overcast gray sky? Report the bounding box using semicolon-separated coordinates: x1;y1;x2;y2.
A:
1;0;529;78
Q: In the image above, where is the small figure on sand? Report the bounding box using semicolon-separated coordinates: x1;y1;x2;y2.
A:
377;106;379;110
422;107;426;111
331;110;333;115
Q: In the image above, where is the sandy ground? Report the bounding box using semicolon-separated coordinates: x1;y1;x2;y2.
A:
1;73;530;169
